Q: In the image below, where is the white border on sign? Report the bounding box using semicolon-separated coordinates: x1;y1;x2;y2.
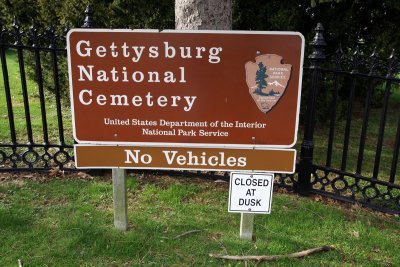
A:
67;29;305;149
74;144;297;174
228;172;275;214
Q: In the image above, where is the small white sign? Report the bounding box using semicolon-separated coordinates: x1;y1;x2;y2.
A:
228;172;274;214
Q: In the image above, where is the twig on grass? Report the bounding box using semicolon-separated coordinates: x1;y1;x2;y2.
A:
173;230;201;239
209;245;335;264
18;259;23;267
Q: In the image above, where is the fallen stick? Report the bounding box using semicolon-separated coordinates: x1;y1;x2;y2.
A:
209;245;335;263
173;229;201;239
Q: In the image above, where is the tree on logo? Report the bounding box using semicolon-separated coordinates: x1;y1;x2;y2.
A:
255;62;268;95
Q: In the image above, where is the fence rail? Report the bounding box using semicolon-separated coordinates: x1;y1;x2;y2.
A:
0;8;399;214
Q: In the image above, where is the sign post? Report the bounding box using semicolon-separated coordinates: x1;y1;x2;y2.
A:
240;213;255;240
229;172;274;240
112;168;128;230
66;29;304;232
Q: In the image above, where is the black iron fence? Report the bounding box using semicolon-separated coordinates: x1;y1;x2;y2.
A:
0;8;399;214
298;24;400;213
0;18;73;170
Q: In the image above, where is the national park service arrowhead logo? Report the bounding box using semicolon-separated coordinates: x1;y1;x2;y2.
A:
245;54;292;113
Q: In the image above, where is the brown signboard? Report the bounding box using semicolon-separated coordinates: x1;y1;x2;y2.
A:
75;145;296;173
67;30;304;148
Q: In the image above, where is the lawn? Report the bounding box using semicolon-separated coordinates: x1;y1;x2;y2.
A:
0;173;399;266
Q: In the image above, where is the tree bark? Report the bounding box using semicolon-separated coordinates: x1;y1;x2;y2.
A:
175;0;232;30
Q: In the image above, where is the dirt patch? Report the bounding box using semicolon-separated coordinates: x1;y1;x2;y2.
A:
310;194;400;224
0;169;94;184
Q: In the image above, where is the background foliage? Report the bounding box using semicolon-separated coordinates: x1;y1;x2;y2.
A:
233;0;400;56
1;0;399;54
0;0;175;30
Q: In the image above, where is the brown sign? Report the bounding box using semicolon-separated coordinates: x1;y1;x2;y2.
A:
67;30;304;148
75;145;296;173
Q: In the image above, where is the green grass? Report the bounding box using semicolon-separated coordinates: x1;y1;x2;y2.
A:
0;174;399;266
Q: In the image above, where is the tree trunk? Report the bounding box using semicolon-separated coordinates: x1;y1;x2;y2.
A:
175;0;232;30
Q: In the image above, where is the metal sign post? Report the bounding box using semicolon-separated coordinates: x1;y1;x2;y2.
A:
229;172;274;240
240;213;255;240
112;168;128;230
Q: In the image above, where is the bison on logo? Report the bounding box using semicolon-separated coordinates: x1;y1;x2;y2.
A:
245;54;292;114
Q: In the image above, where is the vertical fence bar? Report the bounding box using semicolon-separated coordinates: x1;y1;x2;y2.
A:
14;20;34;144
340;47;360;172
389;116;400;183
326;74;339;168
373;51;396;179
372;80;392;179
326;48;342;167
0;30;17;144
49;28;65;146
298;23;326;195
356;79;374;174
356;51;378;175
31;22;49;145
340;81;356;171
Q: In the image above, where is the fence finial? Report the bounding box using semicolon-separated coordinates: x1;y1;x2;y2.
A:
30;19;36;31
12;16;22;45
309;23;326;61
333;43;344;69
12;16;18;28
30;19;39;47
82;5;95;28
367;47;379;74
370;47;378;58
12;16;20;34
386;49;397;78
350;45;361;73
